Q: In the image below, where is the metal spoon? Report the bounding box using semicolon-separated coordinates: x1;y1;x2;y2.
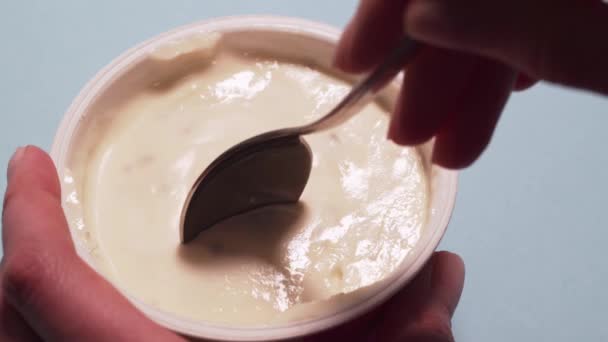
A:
180;37;419;243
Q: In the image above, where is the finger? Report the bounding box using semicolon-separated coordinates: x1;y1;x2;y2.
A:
388;47;477;145
3;147;68;257
295;251;444;342
397;252;465;342
432;58;516;169
377;251;465;342
0;280;41;342
314;257;436;342
293;310;379;342
428;252;465;317
405;0;608;95
0;303;40;342
335;0;407;72
2;146;183;342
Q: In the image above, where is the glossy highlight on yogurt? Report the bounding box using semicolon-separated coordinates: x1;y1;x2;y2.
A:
62;34;429;326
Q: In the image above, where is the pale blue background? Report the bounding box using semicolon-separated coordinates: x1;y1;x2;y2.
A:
1;1;607;341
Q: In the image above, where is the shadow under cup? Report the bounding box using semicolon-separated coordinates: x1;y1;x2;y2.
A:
50;15;458;342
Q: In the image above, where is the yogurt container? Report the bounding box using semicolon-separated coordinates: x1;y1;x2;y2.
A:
50;16;458;341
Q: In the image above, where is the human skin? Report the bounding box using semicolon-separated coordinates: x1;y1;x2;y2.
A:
0;147;464;341
335;0;608;169
24;0;608;337
3;1;607;340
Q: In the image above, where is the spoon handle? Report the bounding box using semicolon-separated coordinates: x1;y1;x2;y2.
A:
300;36;420;134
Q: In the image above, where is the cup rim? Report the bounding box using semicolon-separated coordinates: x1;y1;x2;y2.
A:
50;15;458;341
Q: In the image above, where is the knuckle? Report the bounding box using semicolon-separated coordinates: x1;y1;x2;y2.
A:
522;4;572;85
2;248;56;308
528;29;555;82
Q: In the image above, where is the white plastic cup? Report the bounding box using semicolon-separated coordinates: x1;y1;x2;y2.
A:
51;15;458;341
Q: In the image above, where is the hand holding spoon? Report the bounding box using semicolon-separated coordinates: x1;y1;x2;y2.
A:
180;37;419;243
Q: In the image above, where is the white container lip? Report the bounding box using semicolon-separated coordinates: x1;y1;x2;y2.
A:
51;15;458;341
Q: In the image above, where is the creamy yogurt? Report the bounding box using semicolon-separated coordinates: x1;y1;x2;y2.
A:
63;35;428;326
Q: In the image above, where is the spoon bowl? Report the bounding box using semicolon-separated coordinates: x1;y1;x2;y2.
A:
181;134;312;243
181;36;419;243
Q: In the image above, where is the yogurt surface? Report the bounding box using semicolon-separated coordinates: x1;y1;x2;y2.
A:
63;36;429;326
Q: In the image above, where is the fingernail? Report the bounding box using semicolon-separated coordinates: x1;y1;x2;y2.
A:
430;148;440;165
387;109;404;144
7;146;27;181
387;118;399;143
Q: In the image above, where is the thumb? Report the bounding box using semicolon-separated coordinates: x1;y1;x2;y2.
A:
2;146;182;342
405;0;608;95
377;251;465;341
